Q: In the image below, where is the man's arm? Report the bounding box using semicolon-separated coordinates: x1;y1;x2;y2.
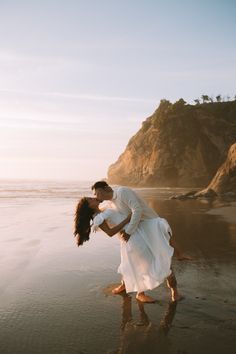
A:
120;188;142;236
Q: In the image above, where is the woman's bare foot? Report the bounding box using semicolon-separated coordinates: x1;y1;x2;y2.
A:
112;283;126;294
136;292;156;303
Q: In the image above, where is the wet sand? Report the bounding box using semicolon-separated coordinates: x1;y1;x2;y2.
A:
0;189;236;354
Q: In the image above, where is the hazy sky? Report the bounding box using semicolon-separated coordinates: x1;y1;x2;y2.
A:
0;0;235;181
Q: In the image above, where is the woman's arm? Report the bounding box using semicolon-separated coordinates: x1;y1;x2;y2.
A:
98;214;131;237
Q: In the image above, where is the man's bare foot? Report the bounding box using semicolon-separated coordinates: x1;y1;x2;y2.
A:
136;293;156;303
112;283;126;294
171;289;185;302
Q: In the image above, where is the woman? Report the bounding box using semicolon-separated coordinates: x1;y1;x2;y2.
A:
74;197;131;245
74;197;181;303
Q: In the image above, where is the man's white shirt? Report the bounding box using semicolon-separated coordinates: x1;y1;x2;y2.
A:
111;186;158;235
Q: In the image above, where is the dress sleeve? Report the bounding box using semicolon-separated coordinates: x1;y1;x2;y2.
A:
92;213;105;232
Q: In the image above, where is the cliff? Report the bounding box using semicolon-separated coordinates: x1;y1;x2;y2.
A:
197;143;236;196
108;99;236;187
171;143;236;199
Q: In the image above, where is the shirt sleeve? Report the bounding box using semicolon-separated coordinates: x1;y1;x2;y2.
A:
92;214;105;232
120;188;142;235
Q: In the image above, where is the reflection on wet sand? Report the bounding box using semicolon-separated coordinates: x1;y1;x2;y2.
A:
146;198;235;261
108;294;177;354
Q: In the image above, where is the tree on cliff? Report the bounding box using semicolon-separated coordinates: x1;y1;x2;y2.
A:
201;95;210;103
172;98;186;110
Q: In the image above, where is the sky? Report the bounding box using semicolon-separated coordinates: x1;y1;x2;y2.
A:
0;0;235;181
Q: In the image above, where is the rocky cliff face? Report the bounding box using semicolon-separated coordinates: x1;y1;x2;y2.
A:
171;143;236;199
202;143;236;194
108;99;236;187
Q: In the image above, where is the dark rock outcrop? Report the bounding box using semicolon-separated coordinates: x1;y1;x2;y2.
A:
108;99;236;187
198;143;236;195
171;143;236;199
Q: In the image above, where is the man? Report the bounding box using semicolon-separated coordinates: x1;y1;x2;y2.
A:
91;181;184;302
93;181;158;242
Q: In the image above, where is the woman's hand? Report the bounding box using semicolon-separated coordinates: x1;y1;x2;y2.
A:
120;230;131;242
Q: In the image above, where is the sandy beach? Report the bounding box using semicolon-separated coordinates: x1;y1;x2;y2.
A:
0;181;235;354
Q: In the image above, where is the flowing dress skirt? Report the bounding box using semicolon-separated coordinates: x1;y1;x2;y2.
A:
118;217;174;293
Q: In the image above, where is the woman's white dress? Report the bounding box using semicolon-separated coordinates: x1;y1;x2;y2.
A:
93;209;174;293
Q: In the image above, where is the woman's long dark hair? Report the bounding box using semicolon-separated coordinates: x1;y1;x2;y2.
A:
74;197;94;246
